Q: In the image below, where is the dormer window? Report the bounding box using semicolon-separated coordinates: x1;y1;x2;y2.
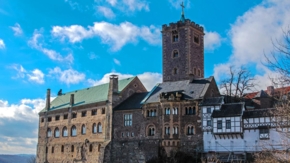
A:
172;30;178;42
173;50;179;58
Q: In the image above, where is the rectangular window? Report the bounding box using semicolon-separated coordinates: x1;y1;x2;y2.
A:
63;114;68;119
72;113;77;118
194;34;199;44
124;114;132;126
81;111;86;117
41;118;44;122
91;109;97;116
259;128;269;139
217;120;222;129
47;117;52;122
102;108;105;114
226;120;231;129
207;120;211;126
207;108;211;113
55;115;60;121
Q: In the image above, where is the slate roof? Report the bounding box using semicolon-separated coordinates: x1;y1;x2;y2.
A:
212;103;244;118
200;96;224;106
114;92;148;111
41;77;136;112
142;77;214;104
254;90;269;99
242;109;274;118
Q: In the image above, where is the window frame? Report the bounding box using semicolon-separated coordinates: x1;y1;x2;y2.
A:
62;127;68;137
124;114;132;126
71;125;77;137
81;111;87;117
259;128;270;140
226;120;231;129
81;124;86;135
54;127;60;138
217;120;222;129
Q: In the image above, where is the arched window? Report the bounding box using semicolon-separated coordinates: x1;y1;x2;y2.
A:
47;128;52;137
51;146;54;153
61;145;64;152
173;50;179;58
173;107;178;115
148;125;155;136
71;145;74;152
173;127;178;134
54;128;59;138
185;107;188;115
193;107;196;115
62;127;68;137
172;30;178;42
147;110;150;117
81;124;86;135
71;125;77;136
98;144;101;152
165;108;170;115
187;126;194;135
198;69;201;77
97;123;102;133
92;123;97;134
89;144;93;152
165;127;170;135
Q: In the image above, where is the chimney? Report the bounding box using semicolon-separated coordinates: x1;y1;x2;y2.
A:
46;89;50;111
267;86;274;96
70;94;74;106
109;74;119;94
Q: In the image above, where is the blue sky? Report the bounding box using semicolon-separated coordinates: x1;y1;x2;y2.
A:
0;0;289;154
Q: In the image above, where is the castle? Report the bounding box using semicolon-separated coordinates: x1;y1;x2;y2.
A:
36;4;289;163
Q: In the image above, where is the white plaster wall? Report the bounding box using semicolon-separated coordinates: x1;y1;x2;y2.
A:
203;128;289;152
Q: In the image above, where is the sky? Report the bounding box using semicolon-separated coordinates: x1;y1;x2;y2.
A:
0;0;290;154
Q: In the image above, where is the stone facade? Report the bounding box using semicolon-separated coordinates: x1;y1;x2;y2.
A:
162;19;204;82
37;77;147;163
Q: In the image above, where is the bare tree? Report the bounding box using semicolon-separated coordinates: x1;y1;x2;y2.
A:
265;28;290;84
253;29;290;162
220;66;256;101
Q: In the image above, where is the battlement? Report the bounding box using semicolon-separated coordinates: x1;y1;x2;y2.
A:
162;19;204;32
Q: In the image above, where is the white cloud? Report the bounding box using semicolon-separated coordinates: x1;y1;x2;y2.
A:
96;6;115;19
10;23;23;36
10;64;45;84
28;30;74;63
106;0;117;6
88;72;162;91
121;0;149;12
204;31;222;50
27;69;44;84
214;0;290;89
0;39;5;49
0;98;45;154
113;58;121;65
51;21;161;51
49;67;85;85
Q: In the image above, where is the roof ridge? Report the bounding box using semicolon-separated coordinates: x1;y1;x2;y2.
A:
61;76;136;95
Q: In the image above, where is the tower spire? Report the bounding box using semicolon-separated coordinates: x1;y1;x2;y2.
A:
180;1;185;22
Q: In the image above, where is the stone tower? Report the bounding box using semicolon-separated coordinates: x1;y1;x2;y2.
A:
162;5;205;82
